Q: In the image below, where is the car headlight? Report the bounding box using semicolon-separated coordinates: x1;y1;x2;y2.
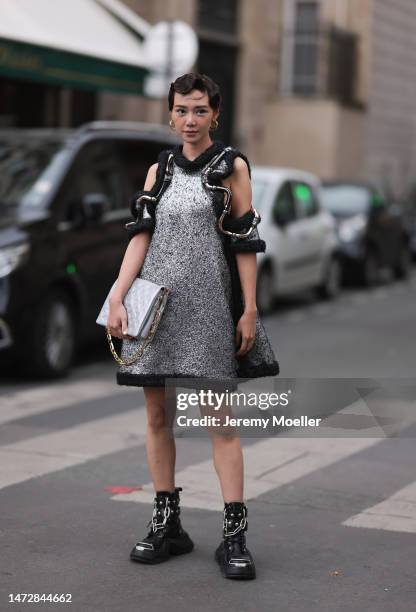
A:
337;214;367;242
0;243;30;278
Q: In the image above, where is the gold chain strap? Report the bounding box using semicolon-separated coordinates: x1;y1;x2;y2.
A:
106;289;169;366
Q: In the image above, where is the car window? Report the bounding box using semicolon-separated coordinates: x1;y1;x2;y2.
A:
58;140;124;222
292;180;319;217
272;181;296;224
319;184;370;215
251;178;269;214
0;137;66;213
114;139;172;202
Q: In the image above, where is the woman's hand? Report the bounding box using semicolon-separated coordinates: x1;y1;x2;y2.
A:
235;308;257;357
107;300;133;340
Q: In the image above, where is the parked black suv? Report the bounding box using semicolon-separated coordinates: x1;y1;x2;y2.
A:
0;122;179;378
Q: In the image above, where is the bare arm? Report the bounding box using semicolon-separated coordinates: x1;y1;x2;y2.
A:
228;157;258;356
107;163;158;339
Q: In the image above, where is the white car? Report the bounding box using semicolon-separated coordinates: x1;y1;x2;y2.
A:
251;166;341;313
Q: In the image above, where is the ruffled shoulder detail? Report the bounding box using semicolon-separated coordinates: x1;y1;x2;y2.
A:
206;146;252;181
204;146;265;253
125;149;173;239
129;149;172;217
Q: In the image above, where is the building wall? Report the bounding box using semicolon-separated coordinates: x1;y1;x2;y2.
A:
97;0;416;196
365;0;416;197
233;0;282;156
255;0;371;178
259;98;365;178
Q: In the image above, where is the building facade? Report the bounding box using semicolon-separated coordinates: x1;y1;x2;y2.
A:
98;0;416;197
1;0;415;197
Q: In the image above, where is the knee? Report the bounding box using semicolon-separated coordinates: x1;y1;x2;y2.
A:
146;403;169;431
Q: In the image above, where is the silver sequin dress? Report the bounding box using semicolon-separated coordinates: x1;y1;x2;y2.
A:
116;141;279;387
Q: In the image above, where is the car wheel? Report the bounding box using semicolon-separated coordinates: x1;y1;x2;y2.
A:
25;289;77;379
361;250;380;287
256;265;275;315
316;256;341;300
393;242;411;280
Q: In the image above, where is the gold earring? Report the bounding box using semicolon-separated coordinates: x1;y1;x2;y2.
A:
169;119;176;131
210;119;219;131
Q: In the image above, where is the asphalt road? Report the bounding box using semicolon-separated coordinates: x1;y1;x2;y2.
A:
0;272;415;612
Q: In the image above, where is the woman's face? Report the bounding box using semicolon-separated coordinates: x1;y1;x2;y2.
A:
171;89;219;144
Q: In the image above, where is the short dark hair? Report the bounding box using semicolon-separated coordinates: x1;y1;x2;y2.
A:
168;73;221;112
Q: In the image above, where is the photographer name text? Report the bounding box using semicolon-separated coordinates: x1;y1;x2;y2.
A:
176;415;322;428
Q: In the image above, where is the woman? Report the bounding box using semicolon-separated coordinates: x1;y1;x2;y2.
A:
107;73;279;580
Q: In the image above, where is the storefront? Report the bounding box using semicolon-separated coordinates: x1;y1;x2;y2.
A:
0;0;150;127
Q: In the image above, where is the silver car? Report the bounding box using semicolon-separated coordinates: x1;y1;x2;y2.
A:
251;166;341;313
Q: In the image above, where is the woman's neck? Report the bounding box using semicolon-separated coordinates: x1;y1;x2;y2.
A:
181;137;214;161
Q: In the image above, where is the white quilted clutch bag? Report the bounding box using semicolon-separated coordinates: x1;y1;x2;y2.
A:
96;278;170;365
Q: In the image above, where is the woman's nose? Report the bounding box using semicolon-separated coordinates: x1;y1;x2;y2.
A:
185;114;196;125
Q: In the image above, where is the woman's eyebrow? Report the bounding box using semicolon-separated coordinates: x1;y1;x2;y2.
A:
174;104;209;109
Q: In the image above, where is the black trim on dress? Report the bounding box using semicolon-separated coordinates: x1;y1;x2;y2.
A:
172;140;226;172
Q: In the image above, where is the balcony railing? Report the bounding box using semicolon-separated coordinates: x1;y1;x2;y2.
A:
280;25;360;107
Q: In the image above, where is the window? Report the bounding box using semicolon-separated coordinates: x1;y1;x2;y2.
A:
293;1;319;94
0;136;64;211
319;184;370;216
295;1;319;33
198;0;239;34
114;139;172;203
292;180;319;217
281;0;320;95
273;182;296;224
58;140;124;223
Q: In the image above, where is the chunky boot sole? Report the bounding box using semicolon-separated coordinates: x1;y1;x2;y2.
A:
215;546;256;580
130;532;194;565
169;532;194;556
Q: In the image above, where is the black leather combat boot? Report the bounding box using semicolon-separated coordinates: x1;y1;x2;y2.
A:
215;501;256;579
130;486;194;564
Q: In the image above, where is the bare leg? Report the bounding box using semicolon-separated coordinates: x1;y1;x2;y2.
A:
212;432;244;502
200;396;244;502
143;387;176;492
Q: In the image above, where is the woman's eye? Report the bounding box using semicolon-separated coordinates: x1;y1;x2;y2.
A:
176;110;207;115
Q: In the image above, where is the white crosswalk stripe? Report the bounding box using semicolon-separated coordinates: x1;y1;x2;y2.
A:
112;435;384;511
342;480;416;533
0;367;131;425
112;393;392;511
0;409;147;490
1;379;415;534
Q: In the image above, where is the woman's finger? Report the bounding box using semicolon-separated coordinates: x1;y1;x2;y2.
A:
236;335;256;357
236;337;249;356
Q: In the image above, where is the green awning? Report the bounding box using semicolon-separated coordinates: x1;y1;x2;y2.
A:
0;36;149;94
0;0;151;95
